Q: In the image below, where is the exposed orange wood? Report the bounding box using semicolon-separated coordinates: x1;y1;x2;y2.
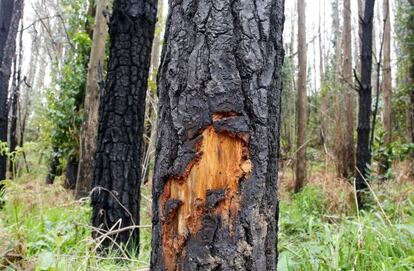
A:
160;125;251;271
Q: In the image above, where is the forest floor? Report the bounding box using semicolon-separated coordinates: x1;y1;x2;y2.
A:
0;145;414;270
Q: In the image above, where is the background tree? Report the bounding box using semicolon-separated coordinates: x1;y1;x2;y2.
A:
150;0;284;269
295;0;308;192
8;22;24;176
343;0;355;179
44;0;93;186
75;0;109;199
91;0;157;249
380;0;392;174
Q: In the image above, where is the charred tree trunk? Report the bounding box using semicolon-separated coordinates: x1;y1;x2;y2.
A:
0;0;14;183
64;157;78;190
0;0;23;183
356;0;375;208
343;0;355;179
46;147;60;185
295;0;307;193
75;0;109;199
150;0;284;270
91;0;157;250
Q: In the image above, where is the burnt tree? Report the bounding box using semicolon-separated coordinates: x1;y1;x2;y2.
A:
356;0;375;207
91;0;157;249
0;0;14;183
0;0;23;183
151;0;284;270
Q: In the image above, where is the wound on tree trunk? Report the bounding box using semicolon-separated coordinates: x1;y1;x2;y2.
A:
151;0;284;270
91;0;157;250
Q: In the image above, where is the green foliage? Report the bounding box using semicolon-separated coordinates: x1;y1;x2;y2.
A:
393;0;414;140
373;132;414;179
43;1;92;167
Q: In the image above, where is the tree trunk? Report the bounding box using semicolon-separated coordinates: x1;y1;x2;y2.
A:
356;0;375;208
8;22;24;176
342;0;355;179
75;0;109;199
319;0;328;147
91;0;157;250
380;0;392;175
410;64;414;176
64;156;78;190
18;30;39;175
295;0;307;193
0;0;23;183
150;0;284;270
46;147;60;185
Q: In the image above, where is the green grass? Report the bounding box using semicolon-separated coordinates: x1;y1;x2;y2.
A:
278;186;414;270
0;146;413;270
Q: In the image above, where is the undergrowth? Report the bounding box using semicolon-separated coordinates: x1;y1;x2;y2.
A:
0;146;413;270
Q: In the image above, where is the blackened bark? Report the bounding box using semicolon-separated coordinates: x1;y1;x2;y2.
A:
64;157;78;190
0;0;14;183
151;0;284;270
91;0;157;250
0;0;23;183
46;148;60;185
356;0;375;207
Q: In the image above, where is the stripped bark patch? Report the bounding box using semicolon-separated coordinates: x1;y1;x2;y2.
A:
160;126;252;271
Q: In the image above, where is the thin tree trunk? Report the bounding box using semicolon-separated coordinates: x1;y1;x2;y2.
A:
343;0;355;178
319;0;329;148
0;0;23;183
151;0;284;269
410;64;414;176
46;147;60;185
8;22;24;175
356;0;375;208
18;30;39;174
75;0;109;199
91;0;157;250
380;0;392;174
142;0;164;185
295;0;307;193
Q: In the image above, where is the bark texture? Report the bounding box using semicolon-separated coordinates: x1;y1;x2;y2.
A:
356;0;375;207
381;0;392;174
0;0;14;183
91;0;157;248
295;0;307;193
342;0;355;179
151;0;284;270
76;0;109;199
0;0;23;182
